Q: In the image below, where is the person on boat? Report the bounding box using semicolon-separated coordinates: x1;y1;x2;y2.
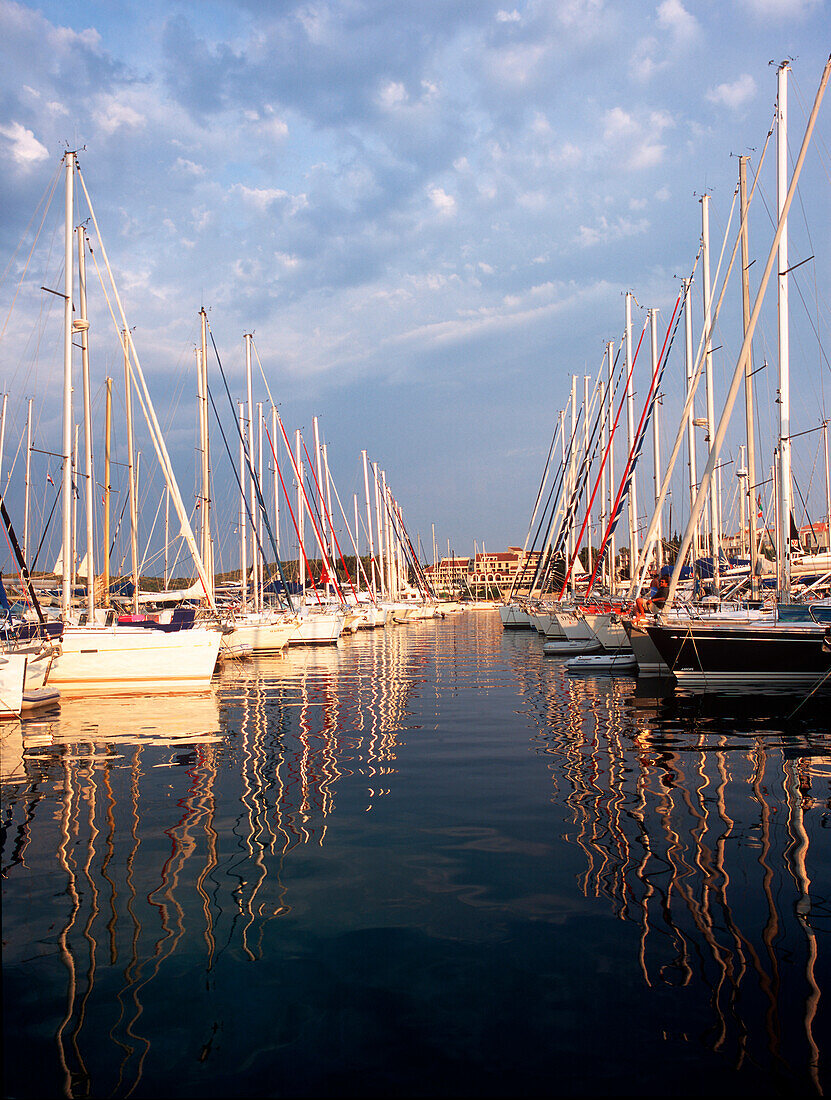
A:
634;567;670;616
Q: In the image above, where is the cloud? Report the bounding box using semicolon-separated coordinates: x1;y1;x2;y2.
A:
706;73;757;110
0;121;49;167
602;106;674;170
738;0;822;16
576;214;649;247
429;186;457;216
657;0;699;41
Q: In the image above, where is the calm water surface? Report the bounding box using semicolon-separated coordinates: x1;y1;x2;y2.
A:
2;610;830;1097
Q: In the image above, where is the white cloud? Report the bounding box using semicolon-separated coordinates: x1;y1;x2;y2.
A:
576;215;649;247
657;0;699;40
378;80;408;109
706;73;757;110
496;9;522;22
93;98;145;134
739;0;822;16
0;121;49;167
174;157;206;177
429;187;457;216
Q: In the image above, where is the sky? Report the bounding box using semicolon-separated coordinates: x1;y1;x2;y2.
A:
0;0;829;576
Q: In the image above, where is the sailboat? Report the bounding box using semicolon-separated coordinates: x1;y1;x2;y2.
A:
41;152;221;695
645;59;831;690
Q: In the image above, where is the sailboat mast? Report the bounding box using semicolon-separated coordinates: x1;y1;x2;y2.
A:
683;276;699;568
0;393;7;491
296;429;305;599
701;194;722;596
776;60;793;603
739;155;760;600
606;342;615;591
123;329;139;613
244;333;259;611
103;377;111;606
271;405;280;567
583;373;592;576
257;402;264;606
625;293;638;582
61;151;74;619
238;401;247;605
198;309;213;604
77;227;95;617
362;450;376;597
23;398;32;564
650;308;663;570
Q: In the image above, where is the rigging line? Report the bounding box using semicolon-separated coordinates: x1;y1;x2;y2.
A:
299;435;356;602
552;363;624;584
327;473;377;602
264;425;322;604
585;312;652;594
0;159;63;342
205;326;294;612
272;412;334;603
293;432;344;600
526;401;589;593
508;411;566;598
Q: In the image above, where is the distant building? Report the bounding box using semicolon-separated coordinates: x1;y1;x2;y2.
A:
468;547;541;594
424;546;541;595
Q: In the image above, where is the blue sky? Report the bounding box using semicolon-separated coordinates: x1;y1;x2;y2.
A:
0;0;829;574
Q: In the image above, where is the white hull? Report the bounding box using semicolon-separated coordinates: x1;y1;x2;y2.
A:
288;609;344;645
49;625;221;696
223;612;298;655
499;604;535;629
582;612;631;652
0;654;27;718
567;652;638;674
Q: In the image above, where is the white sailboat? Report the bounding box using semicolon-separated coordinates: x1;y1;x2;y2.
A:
45;152;221;694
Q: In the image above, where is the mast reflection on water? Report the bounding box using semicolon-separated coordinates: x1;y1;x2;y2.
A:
1;614;829;1097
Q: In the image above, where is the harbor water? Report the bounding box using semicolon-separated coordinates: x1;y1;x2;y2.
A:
2;610;829;1097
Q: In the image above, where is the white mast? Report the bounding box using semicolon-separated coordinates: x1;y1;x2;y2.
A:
61;151;74;619
23;398;32;564
198;308;213;603
701;194;722;596
76;227;95;617
583;373;592;576
257;402;264;605
271;405;280;566
650;308;663;570
362;450;377;597
244;333;258;611
683;277;699;567
739;155;760;600
123;329;139;614
0;393;8;493
323;444;337;567
296;429;304;600
776;60;793;603
373;460;384;598
606;341;615;592
238;401;247;605
625;292;638;582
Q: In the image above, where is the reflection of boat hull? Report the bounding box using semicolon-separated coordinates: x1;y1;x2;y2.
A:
49;625;221;695
645;618;831;689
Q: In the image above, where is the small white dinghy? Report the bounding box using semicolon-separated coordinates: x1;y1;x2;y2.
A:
566;651;638;675
21;686;61;714
542;639;601;657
